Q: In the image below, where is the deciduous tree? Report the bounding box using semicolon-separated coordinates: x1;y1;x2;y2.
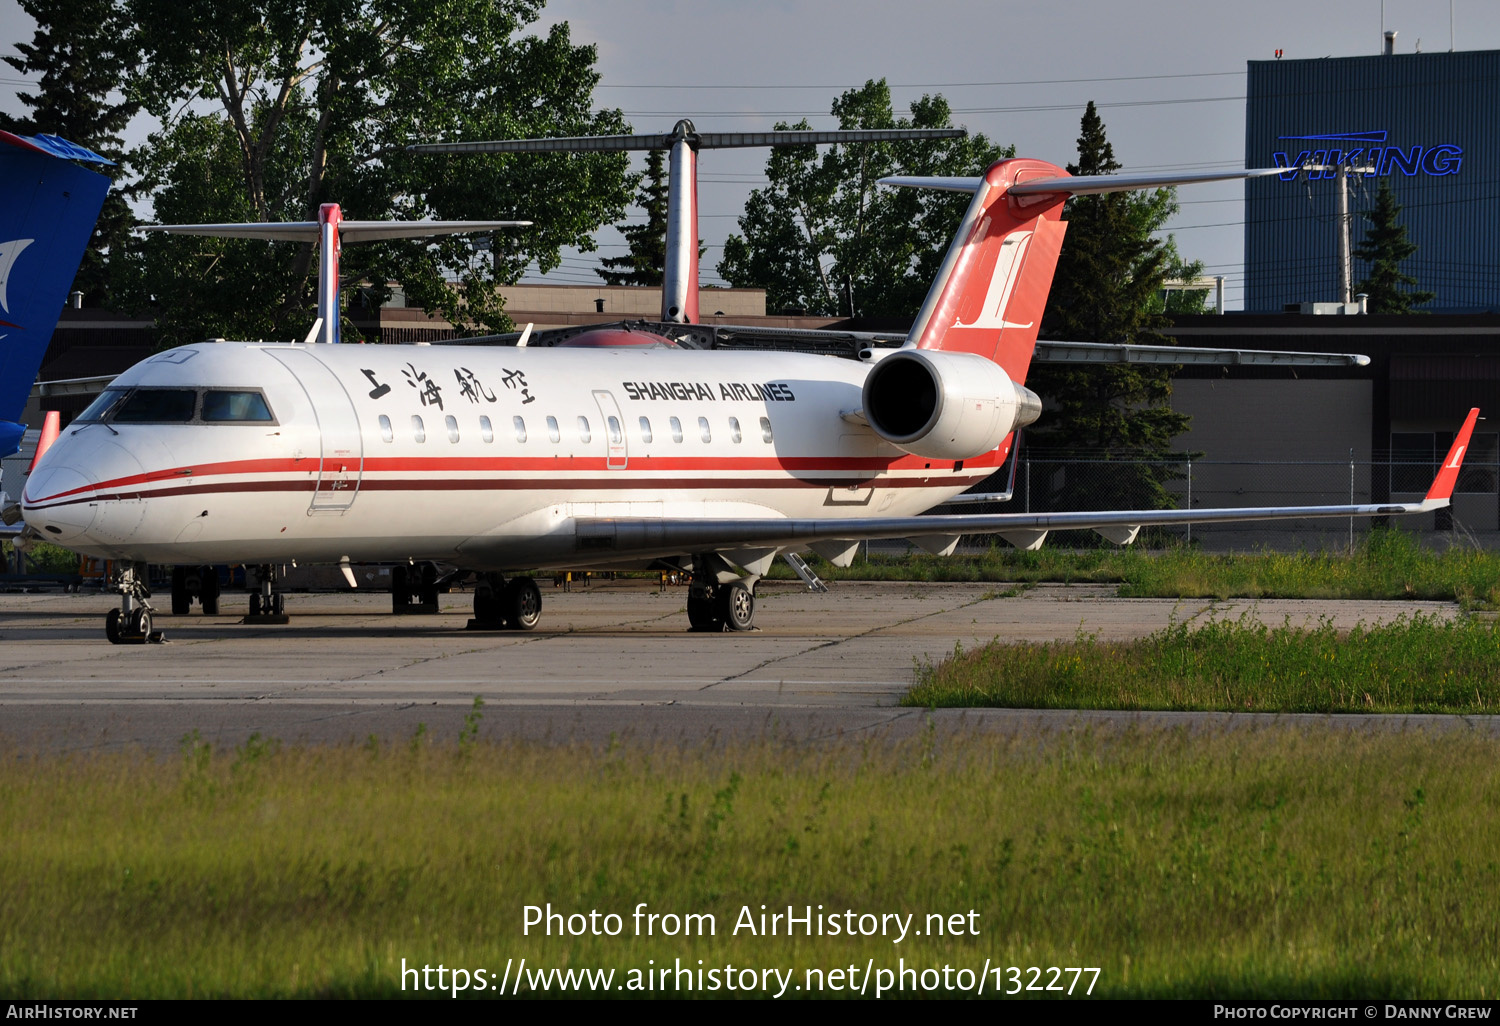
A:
717;80;1012;317
121;0;634;345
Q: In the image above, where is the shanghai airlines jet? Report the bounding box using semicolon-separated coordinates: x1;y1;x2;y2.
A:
20;158;1479;643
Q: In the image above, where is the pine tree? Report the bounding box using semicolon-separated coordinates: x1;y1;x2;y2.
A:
597;149;670;287
1026;101;1193;515
1;0;139;307
1354;180;1434;313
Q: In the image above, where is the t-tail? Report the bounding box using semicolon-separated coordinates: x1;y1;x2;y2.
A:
0;131;113;458
858;160;1288;466
138;206;532;344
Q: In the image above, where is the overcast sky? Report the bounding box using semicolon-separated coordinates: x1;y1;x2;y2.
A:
5;0;1500;309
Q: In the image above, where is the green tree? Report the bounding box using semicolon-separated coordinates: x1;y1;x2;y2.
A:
597;148;668;287
1354;179;1434;313
717;79;1012;317
1027;101;1194;513
120;0;634;346
1;0;140;307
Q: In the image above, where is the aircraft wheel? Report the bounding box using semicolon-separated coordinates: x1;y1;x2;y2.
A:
200;568;220;615
105;607;123;645
130;607;151;638
171;567;190;615
474;582;502;624
249;593;262;616
504;577;542;631
391;565;408;613
718;581;755;631
271;593;285;616
687;594;723;632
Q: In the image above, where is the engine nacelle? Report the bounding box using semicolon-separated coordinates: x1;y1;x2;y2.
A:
861;349;1041;461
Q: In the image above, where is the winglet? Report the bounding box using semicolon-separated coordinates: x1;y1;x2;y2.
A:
1422;408;1481;508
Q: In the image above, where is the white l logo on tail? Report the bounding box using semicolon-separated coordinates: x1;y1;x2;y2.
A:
1447;445;1467;469
955;225;1035;330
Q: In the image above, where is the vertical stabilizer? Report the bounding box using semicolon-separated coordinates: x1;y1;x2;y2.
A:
904;159;1070;384
0;131;112;456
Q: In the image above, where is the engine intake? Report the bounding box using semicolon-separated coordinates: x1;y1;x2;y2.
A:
861;349;1040;461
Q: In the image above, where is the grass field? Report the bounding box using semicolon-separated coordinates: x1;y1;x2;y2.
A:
3;727;1499;999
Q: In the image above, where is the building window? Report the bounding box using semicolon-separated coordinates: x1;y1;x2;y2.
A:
379;414;393;443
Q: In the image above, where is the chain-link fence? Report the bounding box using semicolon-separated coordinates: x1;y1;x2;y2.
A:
937;455;1500;551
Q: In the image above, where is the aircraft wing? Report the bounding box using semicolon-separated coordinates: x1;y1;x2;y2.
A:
572;410;1478;560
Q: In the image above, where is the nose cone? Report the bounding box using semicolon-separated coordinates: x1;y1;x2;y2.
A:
22;464;99;543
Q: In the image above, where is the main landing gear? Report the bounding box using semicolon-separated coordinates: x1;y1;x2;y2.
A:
244;564;289;624
105;561;164;644
467;572;542;631
686;553;757;632
169;565;221;616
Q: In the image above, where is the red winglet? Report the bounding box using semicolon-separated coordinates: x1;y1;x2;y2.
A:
1425;408;1481;504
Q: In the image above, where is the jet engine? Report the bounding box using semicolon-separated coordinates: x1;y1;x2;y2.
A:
860;349;1041;461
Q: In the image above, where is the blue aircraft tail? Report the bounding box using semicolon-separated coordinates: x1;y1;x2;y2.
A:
0;131;112;458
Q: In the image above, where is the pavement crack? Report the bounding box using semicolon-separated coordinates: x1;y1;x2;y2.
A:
701;592;999;690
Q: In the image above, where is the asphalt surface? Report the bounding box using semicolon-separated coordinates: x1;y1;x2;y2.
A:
0;579;1492;753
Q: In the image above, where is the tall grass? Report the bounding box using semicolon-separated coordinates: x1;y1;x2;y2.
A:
3;729;1500;998
906;612;1500;714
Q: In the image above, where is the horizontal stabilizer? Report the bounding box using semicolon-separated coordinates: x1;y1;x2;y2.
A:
0;130;114;165
881;167;1284;196
409;128;964;155
137;220;530;242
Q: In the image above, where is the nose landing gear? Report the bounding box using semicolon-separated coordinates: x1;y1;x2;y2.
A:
104;562;164;644
244;564;289;624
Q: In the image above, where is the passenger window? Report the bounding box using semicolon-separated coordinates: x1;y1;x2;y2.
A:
445;415;460;443
513;415;527;443
607;416;622;444
578;416;591;443
412;415;426;443
729;416;742;444
379;414;393;442
202;390;273;422
480;415;494;443
639;416;653;444
113;389;196;423
760;416;773;443
670;416;683;443
698;416;711;443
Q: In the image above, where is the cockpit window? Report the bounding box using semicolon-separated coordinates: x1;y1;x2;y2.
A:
112;389;197;423
202;390;273;422
76;389;130;423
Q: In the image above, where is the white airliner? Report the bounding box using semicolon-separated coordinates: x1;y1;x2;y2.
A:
19;158;1478;643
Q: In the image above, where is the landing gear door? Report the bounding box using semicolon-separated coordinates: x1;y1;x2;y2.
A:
266;348;364;513
592;389;628;470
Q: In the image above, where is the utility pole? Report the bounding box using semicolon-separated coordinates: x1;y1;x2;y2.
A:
1337;161;1351;305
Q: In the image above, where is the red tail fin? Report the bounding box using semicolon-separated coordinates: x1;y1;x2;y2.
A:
907;159;1069;384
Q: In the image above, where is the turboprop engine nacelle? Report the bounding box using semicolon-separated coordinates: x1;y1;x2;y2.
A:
861;349;1042;461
